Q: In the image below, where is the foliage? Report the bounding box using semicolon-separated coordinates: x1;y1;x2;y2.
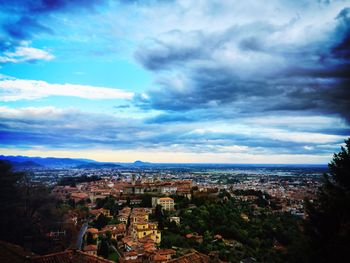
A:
97;237;109;258
108;251;119;262
92;214;109;230
170;195;190;210
86;232;95;245
140;194;152;207
161;230;189;248
0;161;68;254
95;196;119;216
154;204;166;230
162;194;308;262
306;138;350;263
58;175;101;186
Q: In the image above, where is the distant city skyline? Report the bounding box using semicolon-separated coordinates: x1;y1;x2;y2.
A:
1;0;349;163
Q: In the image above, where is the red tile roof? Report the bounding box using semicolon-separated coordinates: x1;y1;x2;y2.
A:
31;250;114;263
167;251;209;263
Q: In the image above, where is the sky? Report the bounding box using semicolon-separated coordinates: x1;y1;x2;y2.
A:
0;0;349;164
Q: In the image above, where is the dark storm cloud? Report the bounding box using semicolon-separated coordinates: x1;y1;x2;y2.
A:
3;17;52;40
0;0;107;51
0;0;172;45
332;7;350;59
135;30;207;71
0;0;102;14
1;106;343;155
135;8;350;123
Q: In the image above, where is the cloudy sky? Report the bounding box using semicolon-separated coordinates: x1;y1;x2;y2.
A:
0;0;349;163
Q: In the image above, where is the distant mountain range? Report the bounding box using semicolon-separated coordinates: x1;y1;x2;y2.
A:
0;155;154;169
133;160;152;166
0;155;99;168
0;155;328;170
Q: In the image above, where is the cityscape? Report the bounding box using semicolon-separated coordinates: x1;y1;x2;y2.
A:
0;156;340;262
0;0;350;262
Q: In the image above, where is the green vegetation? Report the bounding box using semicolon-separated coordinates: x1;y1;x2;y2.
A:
97;237;109;258
306;138;350;262
108;251;119;262
95;195;119;216
1;138;349;262
58;175;101;186
159;194;308;262
0;160;71;254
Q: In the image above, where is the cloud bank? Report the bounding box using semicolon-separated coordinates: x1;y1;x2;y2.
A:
133;1;350;123
0;76;134;101
0;0;349;163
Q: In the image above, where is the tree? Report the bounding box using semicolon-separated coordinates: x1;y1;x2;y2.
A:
154;204;165;230
0;161;66;254
93;214;109;230
103;196;119;216
86;232;95;245
0;161;24;243
306;138;350;263
140;194;152;207
97;237;109;258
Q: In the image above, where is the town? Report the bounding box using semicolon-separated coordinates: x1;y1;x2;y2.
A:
15;165;320;263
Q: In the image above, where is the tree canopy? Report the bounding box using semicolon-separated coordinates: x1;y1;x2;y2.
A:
306;138;350;263
0;161;67;254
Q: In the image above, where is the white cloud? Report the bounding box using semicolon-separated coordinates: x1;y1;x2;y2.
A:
0;76;134;101
0;45;54;63
189;122;345;144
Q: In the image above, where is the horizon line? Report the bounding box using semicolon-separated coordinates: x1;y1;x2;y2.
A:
0;154;329;166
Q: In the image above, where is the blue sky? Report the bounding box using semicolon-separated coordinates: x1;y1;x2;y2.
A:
0;0;349;163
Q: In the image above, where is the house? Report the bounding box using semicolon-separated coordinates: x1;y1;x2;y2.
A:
169;217;180;225
118;207;131;224
130;209;149;224
100;223;126;239
119;251;142;263
152;197;175;211
86;228;99;239
152;249;176;262
167;251;209;263
131;219;161;244
83;244;97;256
89;208;112;218
70;192;89;202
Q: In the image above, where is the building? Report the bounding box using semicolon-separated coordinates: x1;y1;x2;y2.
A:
167;251;209;263
89;208;112;218
152;197;175;211
152;249;176;262
86;228;99;239
100;223;126;240
83;244;97;256
118;207;131;224
169;216;180;225
131;219;161;244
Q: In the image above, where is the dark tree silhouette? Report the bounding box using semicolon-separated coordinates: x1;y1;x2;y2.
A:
0;160;66;254
0;161;24;243
306;138;350;263
93;214;109;230
86;232;95;245
154;204;165;230
97;237;109;258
